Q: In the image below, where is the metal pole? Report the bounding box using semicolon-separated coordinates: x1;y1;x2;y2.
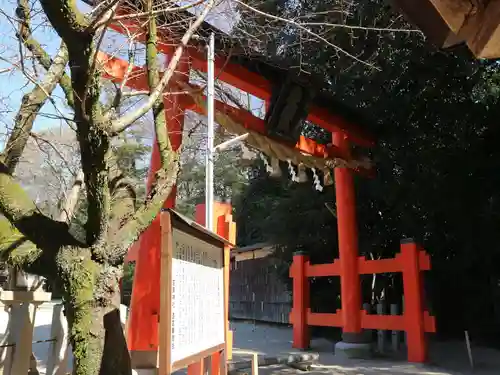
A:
205;32;215;230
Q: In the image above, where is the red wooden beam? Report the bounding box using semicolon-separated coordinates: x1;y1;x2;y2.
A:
106;20;375;147
302;250;431;277
333;132;363;335
358;257;401;275
309;108;374;147
99;51;148;89
289;252;310;349
423;311;437;333
307;311;342;327
305;261;340;277
361;311;405;331
107;20;273;100
97;52;354;163
189;50;272;101
291;302;435;332
108;21;175;55
189;52;375;147
182;93;349;161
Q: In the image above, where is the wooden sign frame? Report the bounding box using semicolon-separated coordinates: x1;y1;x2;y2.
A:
159;209;229;375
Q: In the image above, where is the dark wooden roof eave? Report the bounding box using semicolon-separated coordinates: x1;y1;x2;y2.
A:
391;0;500;59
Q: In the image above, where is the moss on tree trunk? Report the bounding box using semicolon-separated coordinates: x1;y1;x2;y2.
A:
58;246;131;375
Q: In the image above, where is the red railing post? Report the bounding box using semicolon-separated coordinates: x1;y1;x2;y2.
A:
400;239;427;363
290;251;310;349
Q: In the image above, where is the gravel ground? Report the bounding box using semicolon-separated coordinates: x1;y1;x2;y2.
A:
2;303;500;375
230;321;500;375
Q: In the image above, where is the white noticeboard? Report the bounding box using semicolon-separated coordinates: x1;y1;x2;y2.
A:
170;228;225;364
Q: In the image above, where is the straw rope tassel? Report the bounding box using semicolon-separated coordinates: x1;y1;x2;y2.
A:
260;153;274;174
174;80;372;172
311;168;323;191
288;160;299;182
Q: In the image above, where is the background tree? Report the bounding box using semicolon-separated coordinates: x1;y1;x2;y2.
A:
235;0;500;344
175;112;251;217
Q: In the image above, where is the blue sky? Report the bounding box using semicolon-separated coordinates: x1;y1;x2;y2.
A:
0;0;93;149
0;0;264;151
0;0;61;137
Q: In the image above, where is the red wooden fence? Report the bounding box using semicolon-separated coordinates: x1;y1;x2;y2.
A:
289;239;436;363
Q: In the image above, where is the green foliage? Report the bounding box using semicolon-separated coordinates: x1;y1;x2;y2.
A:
235;0;500;342
114;143;150;181
176;131;251;218
122;261;135;291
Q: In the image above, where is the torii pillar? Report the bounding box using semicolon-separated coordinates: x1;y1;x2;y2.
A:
126;54;190;367
332;131;371;358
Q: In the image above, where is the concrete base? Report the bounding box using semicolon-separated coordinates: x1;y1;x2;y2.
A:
334;341;372;360
130;350;158;368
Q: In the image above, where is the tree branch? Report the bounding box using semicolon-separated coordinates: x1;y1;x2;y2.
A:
105;160;179;265
58;170;85;224
100;0;206;264
107;39;136;114
0;0;74;174
233;0;378;69
38;0;90;43
82;0;121;121
16;0;74;108
87;0;122;31
42;1;111;248
106;152;136;235
110;0;216;133
1;43;69;173
0;162;82;258
0;217;41;267
80;132;111;249
0;169;85;277
145;0;170;166
92;0;206;29
0;217;59;279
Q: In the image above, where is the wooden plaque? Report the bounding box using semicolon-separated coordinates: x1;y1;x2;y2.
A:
159;210;228;374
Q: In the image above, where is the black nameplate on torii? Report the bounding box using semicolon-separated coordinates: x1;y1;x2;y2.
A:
265;73;316;145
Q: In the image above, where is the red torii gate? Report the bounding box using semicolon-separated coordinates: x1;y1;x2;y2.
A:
98;8;434;371
99;48;373;362
99;46;372;356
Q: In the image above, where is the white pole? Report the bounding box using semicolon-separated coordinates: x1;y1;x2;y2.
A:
465;330;474;369
205;32;215;231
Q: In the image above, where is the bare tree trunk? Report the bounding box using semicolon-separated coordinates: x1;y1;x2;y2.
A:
58;246;131;375
100;306;132;374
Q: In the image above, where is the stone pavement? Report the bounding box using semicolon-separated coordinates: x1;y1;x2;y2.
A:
1;301;500;375
230;321;500;375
